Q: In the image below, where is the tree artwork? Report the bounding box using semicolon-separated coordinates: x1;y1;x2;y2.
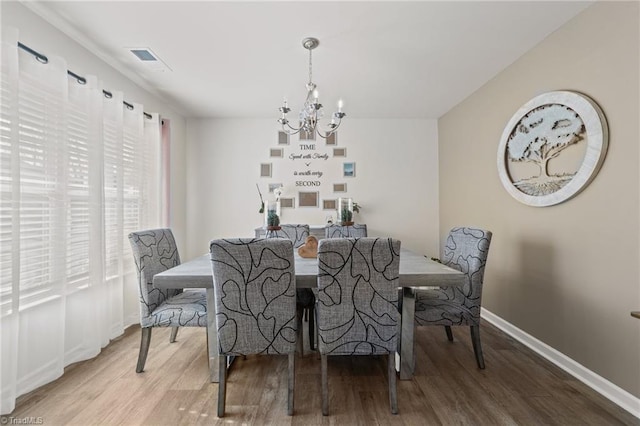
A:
507;104;585;196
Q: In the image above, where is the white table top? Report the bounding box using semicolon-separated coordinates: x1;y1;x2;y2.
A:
154;247;464;289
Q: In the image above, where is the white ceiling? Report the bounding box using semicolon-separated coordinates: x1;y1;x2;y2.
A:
24;1;593;119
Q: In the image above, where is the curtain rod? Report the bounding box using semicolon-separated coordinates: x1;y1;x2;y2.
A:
17;41;153;120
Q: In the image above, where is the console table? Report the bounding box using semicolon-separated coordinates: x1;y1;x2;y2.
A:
255;224;326;240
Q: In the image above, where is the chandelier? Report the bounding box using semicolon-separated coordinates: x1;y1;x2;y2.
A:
278;37;345;138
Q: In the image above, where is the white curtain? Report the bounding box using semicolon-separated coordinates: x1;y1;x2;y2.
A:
0;28;161;414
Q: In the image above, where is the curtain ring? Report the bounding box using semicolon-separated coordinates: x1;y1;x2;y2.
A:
68;70;86;85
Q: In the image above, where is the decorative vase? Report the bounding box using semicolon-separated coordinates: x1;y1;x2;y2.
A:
337;197;354;226
264;200;281;228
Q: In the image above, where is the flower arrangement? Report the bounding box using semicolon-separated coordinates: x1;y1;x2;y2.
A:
273;186;283;201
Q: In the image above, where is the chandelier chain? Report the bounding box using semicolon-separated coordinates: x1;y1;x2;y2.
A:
308;47;313;85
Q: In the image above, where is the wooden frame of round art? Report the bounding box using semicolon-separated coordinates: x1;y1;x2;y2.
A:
497;91;608;207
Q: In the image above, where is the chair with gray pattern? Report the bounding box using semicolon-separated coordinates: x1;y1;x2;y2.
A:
267;224;310;248
414;227;492;369
265;224;316;352
325;223;367;239
128;228;207;373
316;237;400;415
210;238;297;417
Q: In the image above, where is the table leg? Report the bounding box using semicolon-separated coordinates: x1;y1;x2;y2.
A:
206;288;219;383
399;287;416;380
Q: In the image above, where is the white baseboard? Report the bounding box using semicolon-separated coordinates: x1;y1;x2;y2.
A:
124;313;140;329
481;308;640;419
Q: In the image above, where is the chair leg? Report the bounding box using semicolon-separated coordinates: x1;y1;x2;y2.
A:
296;306;304;355
136;327;152;373
388;353;398;414
170;326;179;343
308;306;315;351
217;355;227;417
314;308;319;356
288;352;295;416
321;354;328;416
470;325;485;369
445;325;453;341
205;327;210;370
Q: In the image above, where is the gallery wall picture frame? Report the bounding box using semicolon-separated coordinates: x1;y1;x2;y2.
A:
260;163;272;178
343;162;356;178
278;131;290;145
325;132;337;146
333;183;347;193
333;147;347;157
497;90;608;207
280;198;295;208
298;191;319;208
323;199;337;210
270;148;284;158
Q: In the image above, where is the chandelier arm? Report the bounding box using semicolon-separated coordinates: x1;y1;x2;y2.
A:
315;128;329;139
282;122;303;135
315;120;341;139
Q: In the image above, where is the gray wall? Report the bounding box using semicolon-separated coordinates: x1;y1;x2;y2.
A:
438;1;639;398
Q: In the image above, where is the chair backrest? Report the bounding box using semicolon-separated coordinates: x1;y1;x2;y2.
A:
128;228;182;325
324;224;367;239
316;237;400;355
209;238;297;356
267;224;310;248
442;227;492;313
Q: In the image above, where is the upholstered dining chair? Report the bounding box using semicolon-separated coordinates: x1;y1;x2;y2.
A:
210;238;297;417
325;223;367;238
413;227;492;369
316;237;401;415
266;224;316;352
267;224;310;248
128;228;207;373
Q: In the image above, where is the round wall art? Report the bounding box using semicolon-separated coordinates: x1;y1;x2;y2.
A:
497;91;608;207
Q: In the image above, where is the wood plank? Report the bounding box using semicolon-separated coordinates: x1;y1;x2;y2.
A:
4;323;637;425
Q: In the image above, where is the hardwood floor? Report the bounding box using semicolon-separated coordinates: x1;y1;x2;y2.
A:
4;322;637;425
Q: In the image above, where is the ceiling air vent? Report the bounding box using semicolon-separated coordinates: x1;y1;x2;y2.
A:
127;47;172;72
130;49;158;61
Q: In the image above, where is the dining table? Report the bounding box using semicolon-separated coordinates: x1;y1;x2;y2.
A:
153;246;465;382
